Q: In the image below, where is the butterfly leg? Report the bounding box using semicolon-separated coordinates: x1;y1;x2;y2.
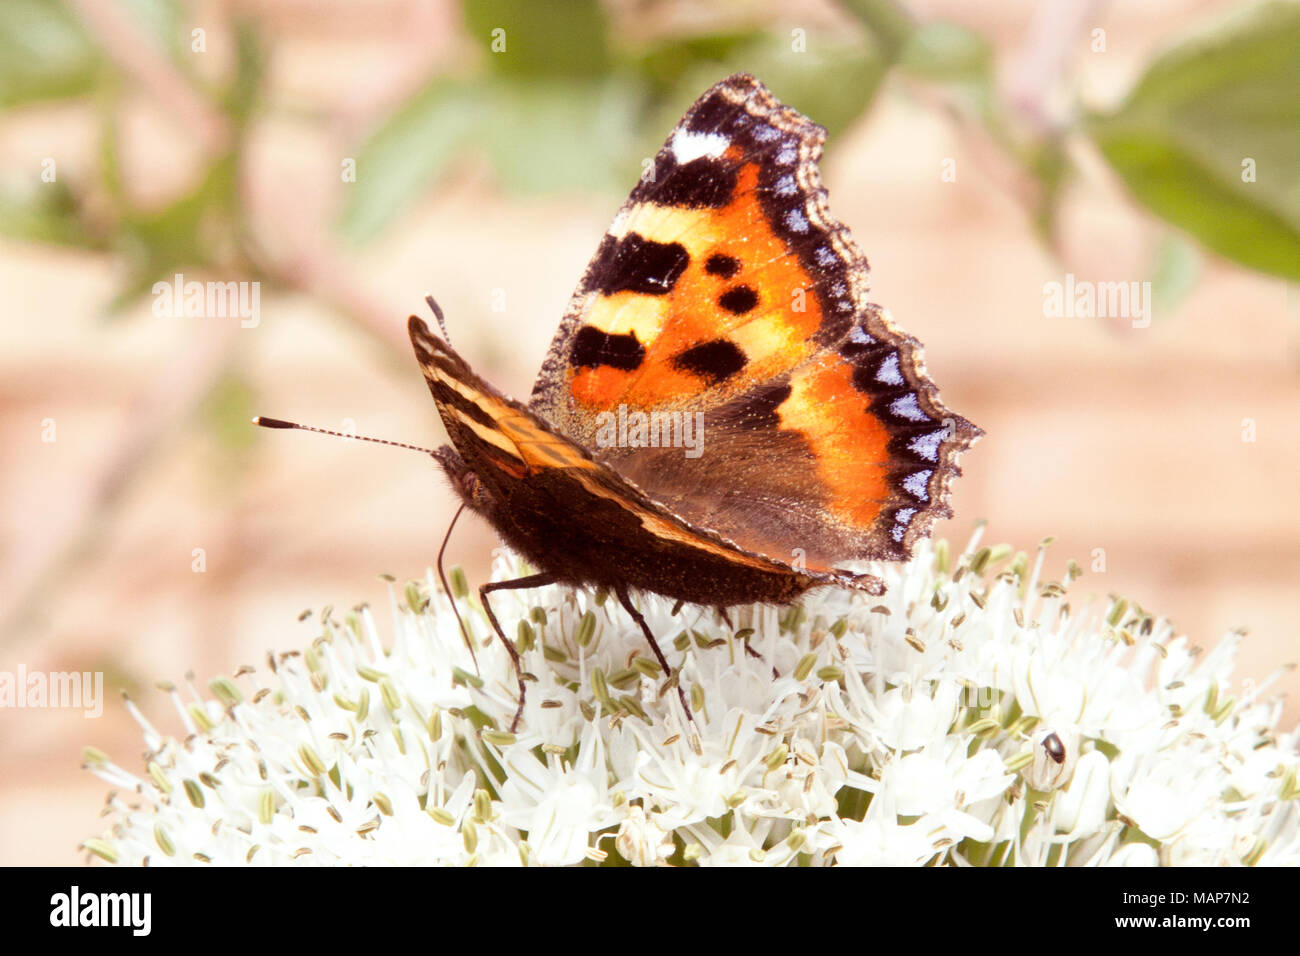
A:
615;585;694;724
716;604;766;663
480;572;559;733
437;503;478;671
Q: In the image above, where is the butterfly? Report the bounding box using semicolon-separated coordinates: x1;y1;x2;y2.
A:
405;73;981;731
262;73;980;732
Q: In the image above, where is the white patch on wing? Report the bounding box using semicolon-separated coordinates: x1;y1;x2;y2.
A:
891;506;917;541
671;129;729;164
890;393;928;422
877;352;903;385
908;430;944;462
902;470;932;501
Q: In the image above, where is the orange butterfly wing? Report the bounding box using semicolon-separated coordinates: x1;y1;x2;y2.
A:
530;74;980;572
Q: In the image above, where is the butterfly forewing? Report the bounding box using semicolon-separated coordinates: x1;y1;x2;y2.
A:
527;73;981;570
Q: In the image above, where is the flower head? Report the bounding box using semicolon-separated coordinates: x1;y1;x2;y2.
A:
85;532;1299;866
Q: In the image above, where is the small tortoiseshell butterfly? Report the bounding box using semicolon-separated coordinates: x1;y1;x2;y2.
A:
262;74;981;731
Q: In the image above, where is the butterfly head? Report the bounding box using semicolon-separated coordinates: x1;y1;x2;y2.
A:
432;444;493;516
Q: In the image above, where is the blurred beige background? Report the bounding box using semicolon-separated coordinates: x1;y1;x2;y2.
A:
2;0;1297;865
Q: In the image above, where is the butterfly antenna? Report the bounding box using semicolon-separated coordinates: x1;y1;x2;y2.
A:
436;503;479;670
251;417;437;456
425;294;450;341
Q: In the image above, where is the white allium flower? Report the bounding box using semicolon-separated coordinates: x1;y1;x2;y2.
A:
824;802;950;867
613;805;673;866
83;529;1300;866
1052;749;1111;839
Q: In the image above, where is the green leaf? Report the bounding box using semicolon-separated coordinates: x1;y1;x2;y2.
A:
639;32;887;147
1088;2;1300;280
899;21;1000;147
110;153;240;311
462;0;610;79
339;76;639;241
740;38;887;140
339;28;887;243
337;81;485;244
839;0;917;63
899;21;992;83
633;30;772;93
0;0;102;106
475;79;636;195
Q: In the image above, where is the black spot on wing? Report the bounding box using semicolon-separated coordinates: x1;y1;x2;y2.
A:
632;156;738;209
570;326;645;372
586;233;690;296
718;285;759;315
705;253;741;278
724;382;792;429
672;339;747;385
684;87;744;135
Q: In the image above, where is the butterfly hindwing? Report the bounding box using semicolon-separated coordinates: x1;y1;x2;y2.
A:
528;73;980;571
408;316;834;605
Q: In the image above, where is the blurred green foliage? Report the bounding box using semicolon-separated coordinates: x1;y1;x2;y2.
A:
1088;2;1300;281
339;1;888;242
1;0;1297;324
0;0;96;106
464;0;612;78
